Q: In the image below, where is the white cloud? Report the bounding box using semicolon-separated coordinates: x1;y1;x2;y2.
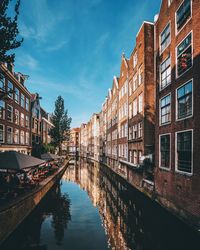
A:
45;40;68;52
16;53;38;70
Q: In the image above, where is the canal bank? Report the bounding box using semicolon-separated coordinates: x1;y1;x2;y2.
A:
82;156;200;234
0;159;69;245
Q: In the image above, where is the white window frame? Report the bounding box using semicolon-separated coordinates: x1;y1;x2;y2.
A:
176;31;193;79
175;0;192;36
15;88;19;103
175;129;193;175
160;21;171;54
138;93;143;113
7;126;13;144
159;93;171;126
7;104;13;122
176;78;193;121
160;55;171;91
159;133;171;170
14;128;19;144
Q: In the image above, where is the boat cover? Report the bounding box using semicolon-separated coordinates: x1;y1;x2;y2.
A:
0;151;45;170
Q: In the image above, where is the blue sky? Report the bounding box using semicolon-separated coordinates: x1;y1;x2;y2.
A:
14;0;160;128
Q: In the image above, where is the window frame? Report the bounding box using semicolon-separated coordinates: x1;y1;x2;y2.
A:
175;129;193;175
160;55;171;91
0;100;5;119
159;133;171;170
7;104;13;123
160;21;171;54
175;0;192;35
176;31;193;79
176;79;193;121
0;124;5;143
7;126;13;144
159;93;171;126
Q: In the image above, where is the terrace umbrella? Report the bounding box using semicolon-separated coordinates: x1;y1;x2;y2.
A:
0;151;45;171
41;153;60;161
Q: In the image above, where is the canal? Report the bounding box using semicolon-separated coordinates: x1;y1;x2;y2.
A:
1;158;200;250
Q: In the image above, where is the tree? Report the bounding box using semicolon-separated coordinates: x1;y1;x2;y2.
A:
49;96;72;155
0;0;23;63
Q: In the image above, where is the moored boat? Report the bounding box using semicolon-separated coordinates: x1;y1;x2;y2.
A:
0;152;69;245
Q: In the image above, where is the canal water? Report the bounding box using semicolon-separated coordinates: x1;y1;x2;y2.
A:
1;158;200;250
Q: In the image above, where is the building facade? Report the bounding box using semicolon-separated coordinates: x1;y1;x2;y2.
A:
0;63;31;154
68;127;80;157
154;0;200;227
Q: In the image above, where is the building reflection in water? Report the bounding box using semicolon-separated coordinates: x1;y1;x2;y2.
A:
2;182;71;250
64;158;200;250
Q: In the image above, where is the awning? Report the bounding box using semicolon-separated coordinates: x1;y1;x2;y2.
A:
0;151;45;171
41;153;60;161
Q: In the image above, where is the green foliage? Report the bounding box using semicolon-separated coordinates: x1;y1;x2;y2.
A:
49;96;72;153
41;143;56;154
0;0;23;63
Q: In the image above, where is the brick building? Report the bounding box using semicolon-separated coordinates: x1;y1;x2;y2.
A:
40;107;54;145
154;0;200;227
31;93;42;157
117;54;129;177
68;127;80;157
127;22;155;188
0;63;31;154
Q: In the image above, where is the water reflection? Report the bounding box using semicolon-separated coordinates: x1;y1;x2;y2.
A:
64;158;200;250
2;182;71;250
2;159;200;250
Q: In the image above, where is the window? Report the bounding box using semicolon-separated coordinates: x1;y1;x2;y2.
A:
139;151;143;164
7;105;13;122
176;130;192;173
138;65;143;85
160;95;171;125
133;150;137;164
25;98;29;111
129;127;133;140
133;99;137;116
160;23;170;52
7;127;13;144
138;122;142;138
21;93;25;108
0;72;5;90
160;134;170;169
133;52;138;68
7;81;13;99
0;100;5;119
177;33;192;77
20;131;25;144
176;0;191;32
177;80;192;119
15;109;19;125
129;81;132;96
168;0;173;7
133;74;138;92
0;124;4;143
129;104;132;119
14;129;19;144
25;132;29;145
25;115;29;128
133;125;137;139
21;113;25;127
15;88;19;103
138;93;143;113
160;56;171;90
